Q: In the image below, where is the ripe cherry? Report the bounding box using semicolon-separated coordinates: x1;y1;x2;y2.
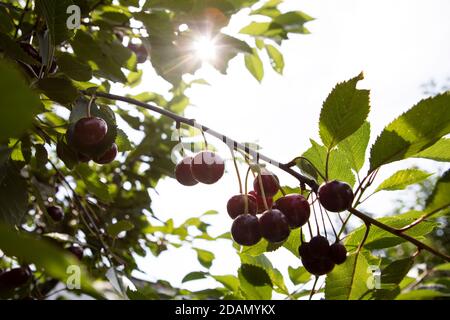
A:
302;256;335;276
318;180;354;212
46;206;64;222
128;43;148;64
78;153;91;163
68;245;84;260
253;170;279;197
94;143;118;164
298;242;312;259
329;242;347;265
0;267;32;289
69;117;108;150
175;157;198;186
309;235;330;257
190;151;225;184
259;209;290;243
274;194;310;229
231;214;262;246
227;194;257;219
249;191;273;213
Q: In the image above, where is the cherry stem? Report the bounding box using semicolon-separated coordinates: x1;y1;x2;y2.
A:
257;170;269;211
309;276;319;300
230;148;243;194
311;198;321;235
322;206;339;240
325;149;331;181
87;94;96;118
244;166;251;196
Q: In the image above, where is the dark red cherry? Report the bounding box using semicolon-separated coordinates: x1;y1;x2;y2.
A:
253;169;279;197
298;242;312;259
94;143;118;164
302;256;335;276
227;194;257;219
70;117;108;150
259;209;290;243
175;157;198;186
274;194;310;229
248;191;273;213
78;153;91;163
318;180;354;212
128;43;148;64
46;206;64;222
309;235;330;257
190;151;225;184
231;214;262;246
329;242;347;265
0;267;32;289
68;245;84;260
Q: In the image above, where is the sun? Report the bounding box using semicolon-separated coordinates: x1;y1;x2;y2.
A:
192;36;217;62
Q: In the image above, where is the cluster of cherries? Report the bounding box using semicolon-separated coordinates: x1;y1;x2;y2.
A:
174;152;355;277
64;116;118;165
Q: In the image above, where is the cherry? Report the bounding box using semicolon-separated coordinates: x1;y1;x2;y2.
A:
190;151;225;184
329;242;347;265
94;143;118;164
231;214;262;246
259;209;290;243
69;117;108;150
68;245;84;260
46;205;64;222
309;235;330;257
227;194;257;219
128;43;148;64
248;191;273;213
78;153;91;163
274;194;310;229
302;256;335;276
298;241;312;259
0;267;32;289
253;170;279;197
318;180;354;212
175;157;198;186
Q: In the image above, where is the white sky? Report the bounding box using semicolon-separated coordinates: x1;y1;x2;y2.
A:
123;0;450;297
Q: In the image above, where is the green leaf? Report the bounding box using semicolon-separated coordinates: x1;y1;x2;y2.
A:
345;211;437;250
182;271;207;283
212;275;240;292
414;138;450;162
0;223;100;298
319;72;370;149
288;266;310;285
265;44;284;74
241;239;283;256
116;129;133;152
107;220;134;238
238;264;272;299
434;263;450;271
75;164;113;203
0;60;41;140
396;290;450;300
194;248;215;269
0;32;39;65
0;164;28;225
244;49;264;82
338;121;371;172
325;253;371;300
57;53;93;82
301;139;356;186
273;11;314;33
426;169;450;212
375;169;432;192
36;76;79;105
35;0;74;45
369;92;450;171
282;228;302;258
240;22;287;40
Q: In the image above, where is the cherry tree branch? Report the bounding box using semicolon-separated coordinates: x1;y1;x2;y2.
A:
82;90;449;262
82;90;320;192
348;207;450;262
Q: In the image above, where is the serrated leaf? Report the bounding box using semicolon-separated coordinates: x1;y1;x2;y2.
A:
338;121;370;172
244;49;264;82
212;275;240;292
325;253;371;300
116;129;133;152
319;73;369;149
282;228;302;258
36;76;79;105
194;248;215;269
345;211;437;250
238;264;272;299
288;266;310;285
181;271;207;283
107;220;134;238
0;60;41;140
241;239;283;256
369;92;450;171
375;169;432;193
426;169;450;212
414;138;450;162
265;44;284;74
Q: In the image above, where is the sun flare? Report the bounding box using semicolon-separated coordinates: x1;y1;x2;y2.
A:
192;36;217;62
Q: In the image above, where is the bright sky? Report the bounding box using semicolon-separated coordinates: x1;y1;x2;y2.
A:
124;0;450;297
